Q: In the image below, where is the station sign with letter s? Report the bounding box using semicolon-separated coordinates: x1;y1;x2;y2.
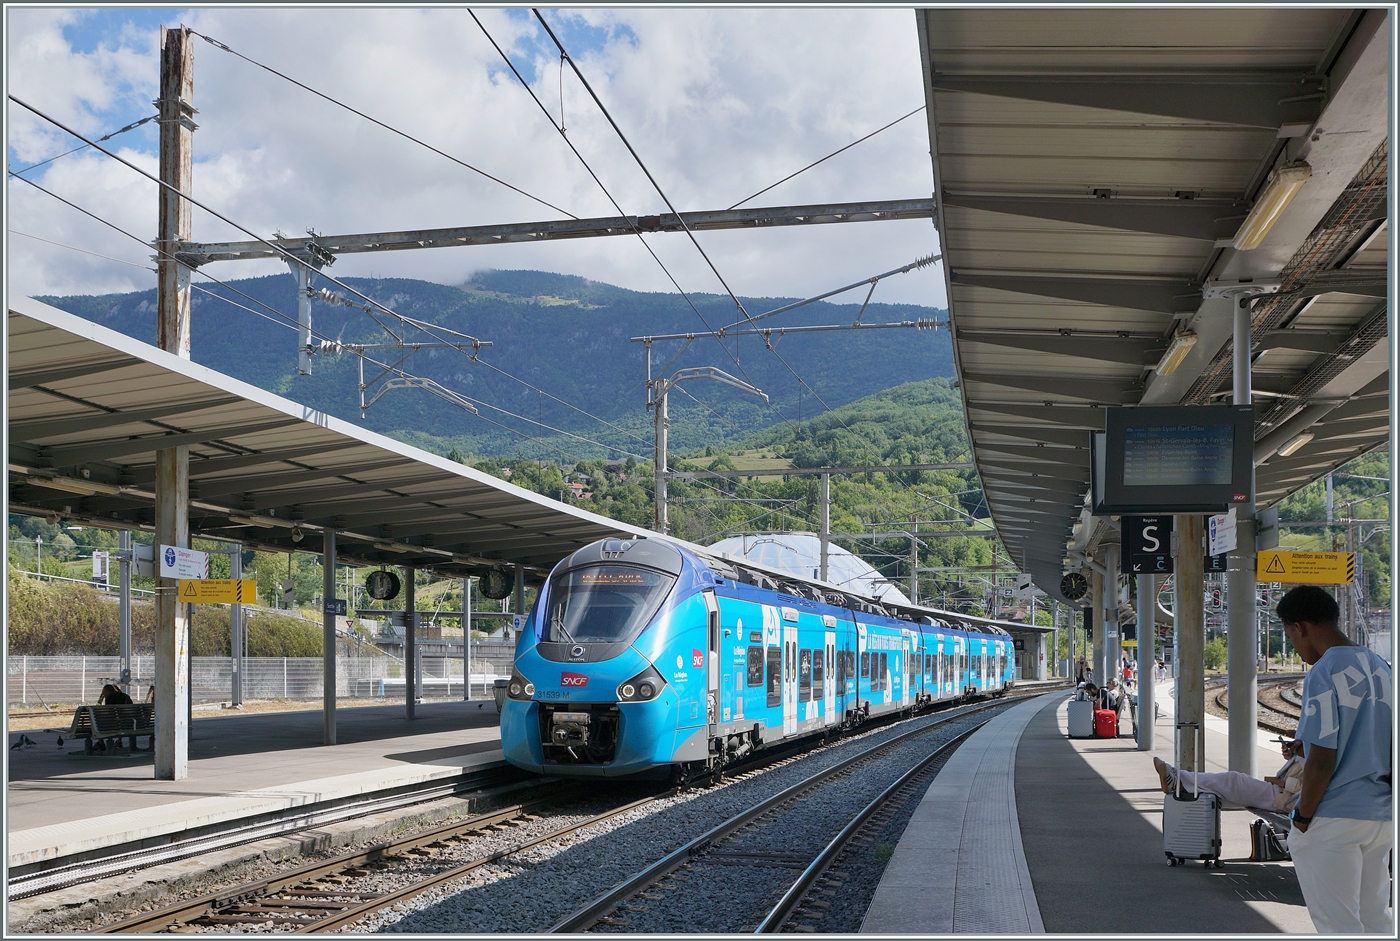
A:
1122;516;1173;574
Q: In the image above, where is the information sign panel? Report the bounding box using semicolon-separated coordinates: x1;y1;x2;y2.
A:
160;545;209;580
323;598;348;615
1208;507;1237;556
1092;406;1255;514
1255;551;1356;585
1123;516;1173;574
1204;553;1228;573
178;578;256;604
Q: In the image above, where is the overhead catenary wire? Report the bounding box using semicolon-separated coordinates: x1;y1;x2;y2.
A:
727;105;926;210
188;30;576;220
9;113;158;176
8;169;667;471
7;228;156;271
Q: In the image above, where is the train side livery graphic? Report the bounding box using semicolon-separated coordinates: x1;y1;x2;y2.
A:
500;537;1016;779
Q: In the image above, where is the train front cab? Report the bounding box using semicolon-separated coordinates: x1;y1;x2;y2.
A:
500;538;720;778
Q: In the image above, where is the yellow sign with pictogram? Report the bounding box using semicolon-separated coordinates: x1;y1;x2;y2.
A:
177;578;258;604
1255;551;1356;585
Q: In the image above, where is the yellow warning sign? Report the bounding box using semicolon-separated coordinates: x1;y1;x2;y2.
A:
177;579;258;604
1254;551;1356;585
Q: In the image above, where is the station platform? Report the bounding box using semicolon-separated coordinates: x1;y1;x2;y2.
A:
7;699;507;870
864;685;1320;934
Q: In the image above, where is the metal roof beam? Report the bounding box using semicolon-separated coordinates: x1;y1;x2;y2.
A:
959;330;1167;365
941;193;1244;241
247;473;457;511
10;357;142;388
38;419;306;466
190;459;410;499
927;74;1324;128
125;441;365;484
971;423;1091;448
951;272;1198;314
962;371;1142;404
977;443;1090;466
178;198;937;265
968;403;1106;428
666;462;973;480
9;396;244;441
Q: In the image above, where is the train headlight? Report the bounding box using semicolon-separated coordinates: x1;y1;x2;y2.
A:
617;665;666;702
506;669;535;701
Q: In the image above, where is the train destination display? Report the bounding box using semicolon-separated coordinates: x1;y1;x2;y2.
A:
1093;405;1255;514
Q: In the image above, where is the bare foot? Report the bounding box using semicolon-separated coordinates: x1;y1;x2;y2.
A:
1153;757;1173;794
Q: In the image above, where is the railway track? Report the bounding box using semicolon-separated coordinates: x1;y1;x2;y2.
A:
81;686;1063;934
546;704;1003;933
1211;674;1303;737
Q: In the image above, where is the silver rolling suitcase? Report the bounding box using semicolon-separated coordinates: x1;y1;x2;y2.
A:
1067;698;1094;738
1163;721;1222;868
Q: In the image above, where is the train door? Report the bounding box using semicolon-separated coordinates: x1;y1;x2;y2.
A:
782;607;798;736
823;619;837;727
955;637;966;694
902;631;913;708
704;591;720;733
857;623;868;707
981;643;989;693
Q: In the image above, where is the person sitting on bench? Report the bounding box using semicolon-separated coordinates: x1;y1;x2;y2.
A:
96;683;139;751
1153;738;1305;812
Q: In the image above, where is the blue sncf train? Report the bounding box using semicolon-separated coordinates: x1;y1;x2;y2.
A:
500;536;1016;779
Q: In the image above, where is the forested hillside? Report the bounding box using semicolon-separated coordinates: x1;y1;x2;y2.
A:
40;269;952;460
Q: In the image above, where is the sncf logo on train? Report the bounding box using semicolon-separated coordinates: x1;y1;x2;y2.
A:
560;672;589;687
692;649;704;668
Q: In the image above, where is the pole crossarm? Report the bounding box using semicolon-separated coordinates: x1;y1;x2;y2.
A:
657;367;769;403
631;318;945;344
175;199;936;266
666;462;973;480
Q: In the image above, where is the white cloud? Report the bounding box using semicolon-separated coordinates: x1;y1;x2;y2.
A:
6;7;942;308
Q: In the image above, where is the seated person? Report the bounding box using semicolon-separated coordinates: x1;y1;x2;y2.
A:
1075;681;1100;702
1153;739;1305;812
1101;678;1123;711
96;683;138;751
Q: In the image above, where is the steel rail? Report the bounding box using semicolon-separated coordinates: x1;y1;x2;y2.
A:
10;766;529;900
546;698;1010;933
755;724;981;933
92;790;573;933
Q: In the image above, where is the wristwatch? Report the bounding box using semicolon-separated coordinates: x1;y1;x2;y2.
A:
1291;809;1313;825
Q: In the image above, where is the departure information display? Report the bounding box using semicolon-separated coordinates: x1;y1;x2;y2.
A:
1122;423;1234;487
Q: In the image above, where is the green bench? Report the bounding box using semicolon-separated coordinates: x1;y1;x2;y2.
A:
54;703;155;754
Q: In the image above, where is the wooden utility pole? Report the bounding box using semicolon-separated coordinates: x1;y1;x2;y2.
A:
154;25;195;780
1175;515;1206;772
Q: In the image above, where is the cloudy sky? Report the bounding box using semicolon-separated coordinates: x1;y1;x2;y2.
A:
6;7;943;307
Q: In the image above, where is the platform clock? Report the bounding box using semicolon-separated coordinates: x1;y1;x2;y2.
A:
1060;571;1089;601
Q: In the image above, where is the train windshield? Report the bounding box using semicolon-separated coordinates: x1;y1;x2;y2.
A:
544;565;676;644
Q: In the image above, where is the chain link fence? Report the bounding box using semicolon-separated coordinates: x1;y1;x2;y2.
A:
7;644;516;708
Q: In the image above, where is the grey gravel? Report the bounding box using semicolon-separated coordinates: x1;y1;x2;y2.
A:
339;700;1013;934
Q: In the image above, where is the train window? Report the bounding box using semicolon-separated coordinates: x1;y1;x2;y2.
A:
813;649;824;686
878;652;888;692
544;565;676;644
766;646;782;708
860;651;869;678
798;649;812;702
747;647;764;687
836;650;846;685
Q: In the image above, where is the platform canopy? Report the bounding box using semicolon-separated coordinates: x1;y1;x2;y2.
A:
7;293;655;577
918;7;1390;602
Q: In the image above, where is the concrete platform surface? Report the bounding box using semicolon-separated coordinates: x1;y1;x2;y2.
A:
7;700;507;868
865;683;1318;934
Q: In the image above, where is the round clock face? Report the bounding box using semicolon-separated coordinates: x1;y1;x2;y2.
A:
1060;572;1089;601
479;567;513;600
365;569;401;601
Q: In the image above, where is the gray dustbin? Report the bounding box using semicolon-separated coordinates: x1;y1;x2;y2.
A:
493;679;509;713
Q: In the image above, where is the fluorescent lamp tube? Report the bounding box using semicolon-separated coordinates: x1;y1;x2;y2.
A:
1155;330;1199;376
1232;161;1312;251
228;514;278;528
1277;432;1314;457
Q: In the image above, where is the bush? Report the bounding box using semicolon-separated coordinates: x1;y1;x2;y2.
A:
1204;636;1227;671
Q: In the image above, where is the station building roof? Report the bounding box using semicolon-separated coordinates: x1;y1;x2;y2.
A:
7;293;654;577
917;8;1390;602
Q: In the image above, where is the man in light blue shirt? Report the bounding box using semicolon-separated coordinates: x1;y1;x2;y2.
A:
1279;585;1392;935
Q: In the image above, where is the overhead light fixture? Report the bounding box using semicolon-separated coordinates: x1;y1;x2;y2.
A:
1154;329;1199;376
228;514;278;529
374;541;415;554
22;474;121;496
1277;432;1315;457
1232;161;1312;250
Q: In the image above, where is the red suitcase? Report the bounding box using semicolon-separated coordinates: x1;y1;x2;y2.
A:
1094;709;1118;738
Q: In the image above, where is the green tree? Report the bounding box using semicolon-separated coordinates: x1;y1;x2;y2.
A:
1204;636;1227;671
